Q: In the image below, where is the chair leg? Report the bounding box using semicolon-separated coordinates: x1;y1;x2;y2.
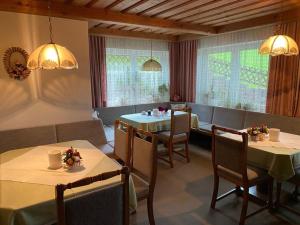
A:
167;143;174;168
147;194;155;225
184;140;190;163
210;175;219;209
239;188;249;225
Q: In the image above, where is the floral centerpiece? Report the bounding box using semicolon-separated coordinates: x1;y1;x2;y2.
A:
63;147;82;168
247;125;269;141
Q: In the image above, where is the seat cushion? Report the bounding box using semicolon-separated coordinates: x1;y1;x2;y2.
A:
217;165;269;185
132;174;149;200
186;103;214;123
0;125;57;153
98;144;114;155
95;106;135;125
198;123;213;132
158;131;188;143
212;107;246;130
56;120;107;147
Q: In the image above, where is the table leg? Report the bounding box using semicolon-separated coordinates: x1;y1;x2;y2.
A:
275;182;282;209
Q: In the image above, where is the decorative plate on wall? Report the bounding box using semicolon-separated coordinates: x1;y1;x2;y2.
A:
3;47;31;80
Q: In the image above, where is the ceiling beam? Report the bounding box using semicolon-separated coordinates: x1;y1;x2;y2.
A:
216;7;300;33
64;0;74;3
0;0;215;35
89;27;178;41
85;0;99;8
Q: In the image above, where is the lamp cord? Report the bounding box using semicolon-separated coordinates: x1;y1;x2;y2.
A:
48;0;54;43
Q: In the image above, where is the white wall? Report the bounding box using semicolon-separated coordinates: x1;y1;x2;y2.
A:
0;11;92;130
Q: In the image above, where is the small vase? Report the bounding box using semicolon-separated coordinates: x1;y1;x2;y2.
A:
250;135;259;142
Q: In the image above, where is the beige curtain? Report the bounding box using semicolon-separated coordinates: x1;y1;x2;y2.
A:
266;20;300;117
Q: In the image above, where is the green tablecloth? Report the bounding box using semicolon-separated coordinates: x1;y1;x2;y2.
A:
0;140;137;225
223;132;300;181
120;111;199;132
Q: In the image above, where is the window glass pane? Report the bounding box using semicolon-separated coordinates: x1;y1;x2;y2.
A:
207;51;232;107
196;41;270;112
239;49;269;112
106;46;169;107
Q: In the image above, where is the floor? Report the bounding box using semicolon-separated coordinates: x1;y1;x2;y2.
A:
129;144;300;225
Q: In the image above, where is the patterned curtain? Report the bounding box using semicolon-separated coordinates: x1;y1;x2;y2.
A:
266;21;300;117
89;35;107;108
169;40;198;102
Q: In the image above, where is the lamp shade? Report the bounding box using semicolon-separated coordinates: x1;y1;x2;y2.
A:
259;35;299;56
142;59;162;71
27;43;78;70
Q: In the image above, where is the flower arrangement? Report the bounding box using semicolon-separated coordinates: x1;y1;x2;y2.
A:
247;125;269;141
63;147;82;168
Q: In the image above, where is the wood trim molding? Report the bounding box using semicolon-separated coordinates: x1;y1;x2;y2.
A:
89;27;178;41
0;0;215;35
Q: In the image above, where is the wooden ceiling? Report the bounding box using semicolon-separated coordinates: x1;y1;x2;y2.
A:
0;0;299;40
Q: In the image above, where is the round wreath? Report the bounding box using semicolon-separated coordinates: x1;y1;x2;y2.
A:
3;47;31;80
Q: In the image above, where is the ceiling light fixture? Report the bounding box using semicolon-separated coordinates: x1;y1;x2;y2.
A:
142;37;162;72
27;1;78;70
259;0;299;56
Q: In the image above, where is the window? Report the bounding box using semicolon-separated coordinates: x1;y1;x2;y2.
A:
106;37;169;107
196;27;273;112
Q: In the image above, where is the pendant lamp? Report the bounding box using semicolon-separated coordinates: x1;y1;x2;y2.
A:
142;38;162;71
259;0;299;56
27;1;78;70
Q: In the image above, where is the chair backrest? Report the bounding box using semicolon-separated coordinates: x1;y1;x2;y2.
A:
171;107;191;135
211;125;248;179
0;125;57;153
114;120;132;166
55;120;107;147
132;129;157;187
56;167;129;225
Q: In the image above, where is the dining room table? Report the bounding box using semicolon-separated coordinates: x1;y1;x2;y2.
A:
120;110;199;132
0;140;137;225
222;130;300;182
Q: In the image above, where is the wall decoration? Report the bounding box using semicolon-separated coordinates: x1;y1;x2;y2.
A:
3;47;31;80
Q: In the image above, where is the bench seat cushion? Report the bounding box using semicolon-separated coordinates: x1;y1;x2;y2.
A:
212;107;245;130
56;120;107;147
187;103;214;123
95;106;135;125
0;125;57;153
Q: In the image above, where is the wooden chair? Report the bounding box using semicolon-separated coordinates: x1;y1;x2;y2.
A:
158;107;191;168
56;167;129;225
131;128;158;225
111;120;132;166
211;125;273;225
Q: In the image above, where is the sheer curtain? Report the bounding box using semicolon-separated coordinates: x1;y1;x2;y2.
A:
196;26;274;112
105;37;169;107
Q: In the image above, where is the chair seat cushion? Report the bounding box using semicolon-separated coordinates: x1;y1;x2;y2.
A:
217;165;270;185
98;144;114;155
198;124;213;132
132;174;149;201
158;131;187;143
